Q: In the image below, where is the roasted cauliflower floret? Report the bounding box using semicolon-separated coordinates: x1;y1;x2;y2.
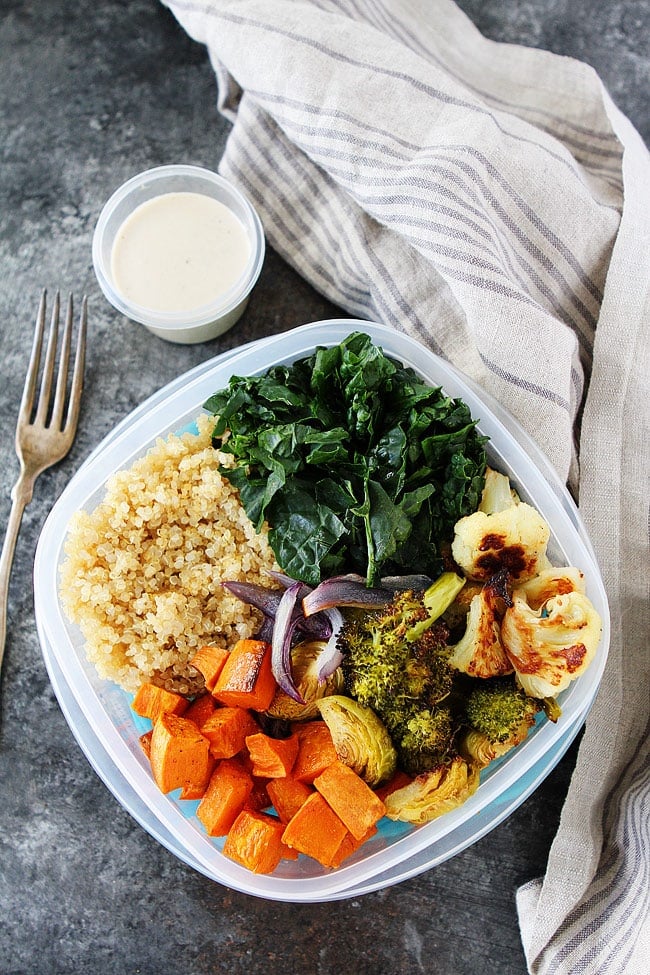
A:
383;755;480;824
517;566;586;610
447;588;513;678
451;502;551;583
478;467;520;514
501;589;602;698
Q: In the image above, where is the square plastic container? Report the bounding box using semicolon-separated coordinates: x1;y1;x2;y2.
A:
34;320;610;901
92;165;265;343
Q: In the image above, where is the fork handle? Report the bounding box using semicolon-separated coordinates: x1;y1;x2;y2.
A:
0;473;34;674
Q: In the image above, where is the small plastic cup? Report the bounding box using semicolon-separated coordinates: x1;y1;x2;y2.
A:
92;165;265;344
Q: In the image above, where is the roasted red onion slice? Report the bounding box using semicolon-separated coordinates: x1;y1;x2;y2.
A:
302;574;395;616
223;578;330;639
266;570;312;599
270;582;305;703
315;607;345;682
380;574;433;591
222;580;283;616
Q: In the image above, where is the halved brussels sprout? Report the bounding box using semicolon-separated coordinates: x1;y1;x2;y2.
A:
383;755;480;824
265;640;344;721
317;695;397;787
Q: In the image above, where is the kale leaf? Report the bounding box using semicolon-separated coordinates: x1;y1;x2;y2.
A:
203;332;487;586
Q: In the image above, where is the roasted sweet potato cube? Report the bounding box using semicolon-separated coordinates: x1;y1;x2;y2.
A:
245;731;299;778
196;759;254;837
139;730;153;760
281;792;348;867
313;760;386;840
266;777;313;824
132;682;188;723
183;693;218;729
202;707;259;759
223;809;286;874
291;721;338;783
212;640;276;711
190;645;229;692
149;712;213;797
328;825;378;869
374;769;413;802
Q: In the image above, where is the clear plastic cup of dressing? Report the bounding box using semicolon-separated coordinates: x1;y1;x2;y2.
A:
92;165;265;344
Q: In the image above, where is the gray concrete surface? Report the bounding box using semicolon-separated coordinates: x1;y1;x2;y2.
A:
0;2;647;973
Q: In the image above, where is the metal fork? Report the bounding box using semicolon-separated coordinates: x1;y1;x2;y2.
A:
0;290;87;673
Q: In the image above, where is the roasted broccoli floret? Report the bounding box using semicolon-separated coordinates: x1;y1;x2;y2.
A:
398;705;456;776
464;676;540;743
338;584;460;774
339;590;452;714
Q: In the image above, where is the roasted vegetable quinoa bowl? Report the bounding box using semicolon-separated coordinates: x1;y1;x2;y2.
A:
59;414;279;694
36;321;609;900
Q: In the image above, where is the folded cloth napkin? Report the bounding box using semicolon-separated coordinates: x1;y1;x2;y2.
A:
163;1;649;970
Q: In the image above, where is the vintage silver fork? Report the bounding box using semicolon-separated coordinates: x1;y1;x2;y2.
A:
0;290;87;673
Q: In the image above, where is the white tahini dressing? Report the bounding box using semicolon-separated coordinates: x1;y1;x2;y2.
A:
110;192;252;313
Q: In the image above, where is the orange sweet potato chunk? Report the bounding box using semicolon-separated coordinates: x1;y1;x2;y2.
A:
245;732;299;778
245;776;273;814
149;713;213;798
266;777;313;824
196;759;254;837
223;809;286;874
202;707;259;759
281;792;348;867
329;824;378;869
291;721;338;783
139;730;153;760
212;640;277;711
184;693;217;729
313;760;387;840
190;645;229;692
132;682;188;723
375;769;413;802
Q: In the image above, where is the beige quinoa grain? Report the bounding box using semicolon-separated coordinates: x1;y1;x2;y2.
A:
59;415;279;693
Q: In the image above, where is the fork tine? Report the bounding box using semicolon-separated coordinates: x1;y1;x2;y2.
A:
18;289;47;424
35;290;60;426
64;295;87;432
51;294;74;430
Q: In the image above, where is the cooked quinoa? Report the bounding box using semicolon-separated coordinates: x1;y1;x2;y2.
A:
59;414;279;694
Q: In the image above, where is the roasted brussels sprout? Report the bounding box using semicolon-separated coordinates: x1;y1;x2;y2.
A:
266;640;344;721
458;676;541;767
317;695;397;786
383;755;480;824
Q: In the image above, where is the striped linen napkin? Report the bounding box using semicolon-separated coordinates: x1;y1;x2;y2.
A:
163;1;649;971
